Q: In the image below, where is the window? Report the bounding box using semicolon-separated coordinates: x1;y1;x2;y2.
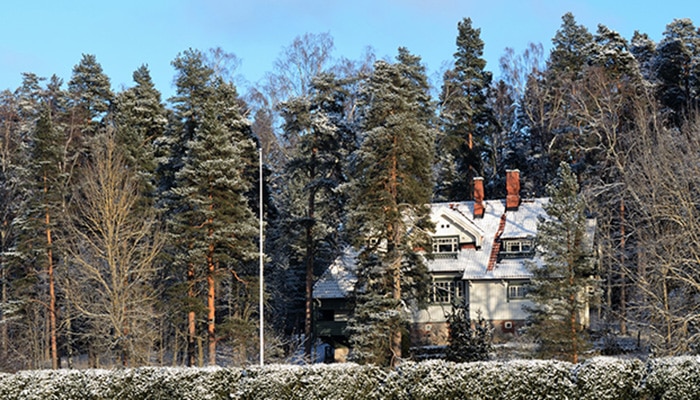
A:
508;284;527;300
432;280;464;303
433;236;459;258
501;239;534;257
334;311;349;322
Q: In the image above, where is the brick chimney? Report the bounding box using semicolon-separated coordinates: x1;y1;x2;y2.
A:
473;177;484;218
506;169;520;211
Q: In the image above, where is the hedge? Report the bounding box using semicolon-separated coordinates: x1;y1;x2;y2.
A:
0;356;698;399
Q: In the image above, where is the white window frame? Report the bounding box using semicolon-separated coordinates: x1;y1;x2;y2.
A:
502;239;533;255
432;236;459;254
432;280;465;304
508;283;527;300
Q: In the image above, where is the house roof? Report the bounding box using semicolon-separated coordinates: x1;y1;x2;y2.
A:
313;197;554;298
313;247;359;299
501;198;547;239
431;198;548;280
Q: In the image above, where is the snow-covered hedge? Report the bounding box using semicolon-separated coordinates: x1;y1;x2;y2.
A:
644;356;700;399
573;357;646;400
0;357;699;399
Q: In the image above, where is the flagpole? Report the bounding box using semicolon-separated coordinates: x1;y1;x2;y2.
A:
259;148;264;366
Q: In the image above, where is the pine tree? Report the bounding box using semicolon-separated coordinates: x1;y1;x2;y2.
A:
19;77;70;369
519;12;594;195
0;87;31;369
525;162;596;363
166;49;259;366
346;48;434;367
652;18;700;125
630;31;657;81
589;25;642;82
437;18;494;201
278;72;355;358
113;65;167;201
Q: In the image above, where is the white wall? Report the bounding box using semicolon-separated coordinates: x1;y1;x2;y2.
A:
468;281;531;321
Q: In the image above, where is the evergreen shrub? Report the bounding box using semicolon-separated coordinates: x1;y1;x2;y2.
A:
0;357;698;399
573;357;645;400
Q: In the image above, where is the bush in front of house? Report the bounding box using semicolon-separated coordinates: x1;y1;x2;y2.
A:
0;357;699;399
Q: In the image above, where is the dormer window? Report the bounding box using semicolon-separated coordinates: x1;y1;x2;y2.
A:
501;239;534;258
432;236;459;259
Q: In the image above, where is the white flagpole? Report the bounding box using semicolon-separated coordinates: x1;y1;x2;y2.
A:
259;148;264;366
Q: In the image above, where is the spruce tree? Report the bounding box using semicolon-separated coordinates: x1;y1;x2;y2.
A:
525;162;596;363
445;301;492;362
346;48;434;367
548;12;594;76
67;54;114;149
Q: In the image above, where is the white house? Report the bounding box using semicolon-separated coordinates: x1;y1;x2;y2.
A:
313;170;589;347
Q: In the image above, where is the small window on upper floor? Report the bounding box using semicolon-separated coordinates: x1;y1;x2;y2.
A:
501;239;534;258
432;236;459;259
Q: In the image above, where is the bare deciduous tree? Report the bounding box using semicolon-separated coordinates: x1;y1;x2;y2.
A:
621;106;700;355
64;129;162;366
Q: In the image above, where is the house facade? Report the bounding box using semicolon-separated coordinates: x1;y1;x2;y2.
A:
313;170;582;349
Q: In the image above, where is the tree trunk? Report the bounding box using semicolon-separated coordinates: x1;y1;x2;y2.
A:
390;257;402;368
187;263;196;367
388;137;402;368
304;223;314;358
619;198;627;335
45;173;58;370
304;146;318;359
1;251;6;361
568;235;578;364
207;242;216;366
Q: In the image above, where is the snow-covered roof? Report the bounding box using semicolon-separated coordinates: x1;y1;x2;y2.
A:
501;198;547;239
313;247;358;299
313;197;561;297
434;199;548;281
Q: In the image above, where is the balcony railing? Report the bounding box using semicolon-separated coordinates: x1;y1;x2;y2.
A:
433;252;458;260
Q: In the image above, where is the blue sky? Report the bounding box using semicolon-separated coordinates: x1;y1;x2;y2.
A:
1;0;698;100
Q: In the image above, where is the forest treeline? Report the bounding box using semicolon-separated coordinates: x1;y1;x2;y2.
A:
0;12;699;371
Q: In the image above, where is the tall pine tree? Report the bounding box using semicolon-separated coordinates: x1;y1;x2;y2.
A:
346;48;434;367
113;65;167;202
436;17;494;201
278;72;355;358
166;49;258;366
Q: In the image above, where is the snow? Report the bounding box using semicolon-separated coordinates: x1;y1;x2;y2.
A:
1;357;698;399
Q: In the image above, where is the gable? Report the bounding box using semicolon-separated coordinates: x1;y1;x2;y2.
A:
432;206;484;248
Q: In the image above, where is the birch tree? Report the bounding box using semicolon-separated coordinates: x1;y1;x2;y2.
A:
64;130;162;366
